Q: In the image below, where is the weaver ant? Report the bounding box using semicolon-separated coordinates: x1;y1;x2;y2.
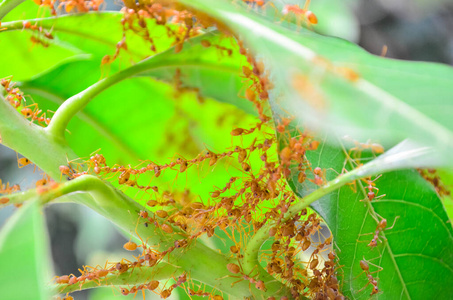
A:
224;262;267;292
360;175;386;203
366;216;399;248
355;258;382;296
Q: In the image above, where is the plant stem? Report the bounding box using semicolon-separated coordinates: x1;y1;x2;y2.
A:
55;262;181;294
0;94;76;180
242;169;361;275
6;174;292;298
0;94;292;298
0;188;38;206
67;175;291;298
46;57;163;139
0;0;25;20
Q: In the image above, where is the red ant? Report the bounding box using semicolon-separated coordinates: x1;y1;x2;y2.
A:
310;167;325;186
244;0;265;7
356;258;382;296
17;156;32;169
224;263;267;292
343;135;385;159
361;175;386;203
367;216;399;248
281;0;318;26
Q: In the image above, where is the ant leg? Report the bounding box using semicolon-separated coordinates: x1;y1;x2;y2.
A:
386;216;400;230
230;277;244;287
356;280;371;294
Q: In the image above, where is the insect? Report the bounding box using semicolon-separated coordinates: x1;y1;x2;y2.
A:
343;135;385;159
225;263;267;292
281;0;318;26
367;216;399;248
123;241;138;251
311;167;325;186
55;275;70;284
361;175;386;203
17;156;32;168
147;280;159;290
356;258;382;296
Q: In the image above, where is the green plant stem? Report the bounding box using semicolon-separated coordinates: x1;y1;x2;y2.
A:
41;175;178;245
73;175;292;298
70;175;292;298
0;94;76;179
242;169;362;276
0;69;292;299
55;262;181;294
46;57;162;139
0;0;25;20
0;188;38;206
4;174;291;298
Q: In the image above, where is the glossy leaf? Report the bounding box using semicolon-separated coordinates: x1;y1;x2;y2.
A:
0;200;52;300
281;129;453;299
435;168;453;220
0;30;78;81
0;11;175;81
177;0;453;167
18;30;256;200
2;0;50;21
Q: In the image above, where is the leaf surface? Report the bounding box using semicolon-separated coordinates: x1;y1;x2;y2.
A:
0;200;52;300
19;28;255;200
176;0;453;166
282;130;453;299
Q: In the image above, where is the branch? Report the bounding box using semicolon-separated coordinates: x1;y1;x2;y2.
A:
64;176;292;297
45;55;168;139
4;174;292;298
0;94;292;297
0;0;25;20
0;94;76;179
55;262;181;294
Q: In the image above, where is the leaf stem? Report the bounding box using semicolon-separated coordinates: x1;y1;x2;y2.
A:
5;174;292;298
61;176;292;298
0;94;292;297
0;93;76;179
46;57;164;139
54;262;181;294
0;0;25;20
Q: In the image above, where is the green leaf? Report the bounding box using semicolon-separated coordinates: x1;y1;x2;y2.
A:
176;0;453;166
282;131;453;299
134;31;255;114
0;200;52;300
20;12;161;59
0;30;78;81
1;10;177;81
19;32;257;199
2;0;50;21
